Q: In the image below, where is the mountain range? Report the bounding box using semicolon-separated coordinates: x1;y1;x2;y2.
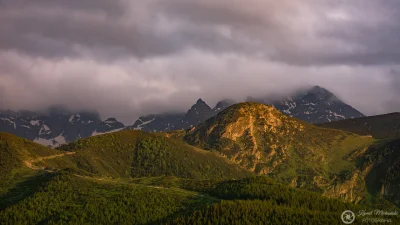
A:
0;108;124;147
129;85;364;131
1;101;398;224
0;86;365;147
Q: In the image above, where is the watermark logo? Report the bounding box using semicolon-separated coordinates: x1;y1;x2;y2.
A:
341;209;398;224
341;210;356;224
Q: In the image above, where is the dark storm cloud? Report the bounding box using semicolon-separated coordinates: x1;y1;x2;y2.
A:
1;0;400;65
0;0;179;59
1;0;400;123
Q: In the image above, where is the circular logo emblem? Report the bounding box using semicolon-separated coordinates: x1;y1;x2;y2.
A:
341;210;356;224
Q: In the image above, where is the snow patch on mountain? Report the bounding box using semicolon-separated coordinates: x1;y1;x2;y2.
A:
30;120;41;126
54;133;67;145
69;114;81;123
34;137;55;147
1;117;13;124
134;118;155;130
42;125;50;131
1;117;16;129
34;133;67;148
92;128;124;136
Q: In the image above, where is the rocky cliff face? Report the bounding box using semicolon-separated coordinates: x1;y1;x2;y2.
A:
184;103;305;173
361;139;400;205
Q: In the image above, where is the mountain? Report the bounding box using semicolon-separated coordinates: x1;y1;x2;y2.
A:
249;86;365;124
129;86;364;133
0;108;125;148
180;102;377;200
182;99;214;128
127;99;236;132
179;102;400;207
317;113;400;139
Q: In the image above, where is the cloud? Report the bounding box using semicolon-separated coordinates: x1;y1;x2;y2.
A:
2;0;400;65
0;0;399;123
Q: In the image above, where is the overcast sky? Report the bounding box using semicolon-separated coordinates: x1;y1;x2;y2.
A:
0;0;400;124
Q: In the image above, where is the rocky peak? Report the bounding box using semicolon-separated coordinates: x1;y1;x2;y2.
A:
184;99;213;126
213;99;236;112
186;99;212;116
196;98;206;104
193;99;211;110
308;85;329;94
266;86;365;123
301;86;339;102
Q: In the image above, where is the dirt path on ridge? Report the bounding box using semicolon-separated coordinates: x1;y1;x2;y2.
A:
24;152;76;171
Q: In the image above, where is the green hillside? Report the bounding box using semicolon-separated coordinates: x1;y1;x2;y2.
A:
33;130;251;180
317;113;400;139
0;132;70;194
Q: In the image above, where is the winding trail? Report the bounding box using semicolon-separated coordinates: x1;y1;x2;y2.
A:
24;152;76;171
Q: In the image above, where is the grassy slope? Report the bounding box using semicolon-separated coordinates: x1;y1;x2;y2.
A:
317;113;400;139
42;130;252;180
0;132;69;194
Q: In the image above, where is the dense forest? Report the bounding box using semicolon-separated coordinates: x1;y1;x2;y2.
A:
0;172;366;225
